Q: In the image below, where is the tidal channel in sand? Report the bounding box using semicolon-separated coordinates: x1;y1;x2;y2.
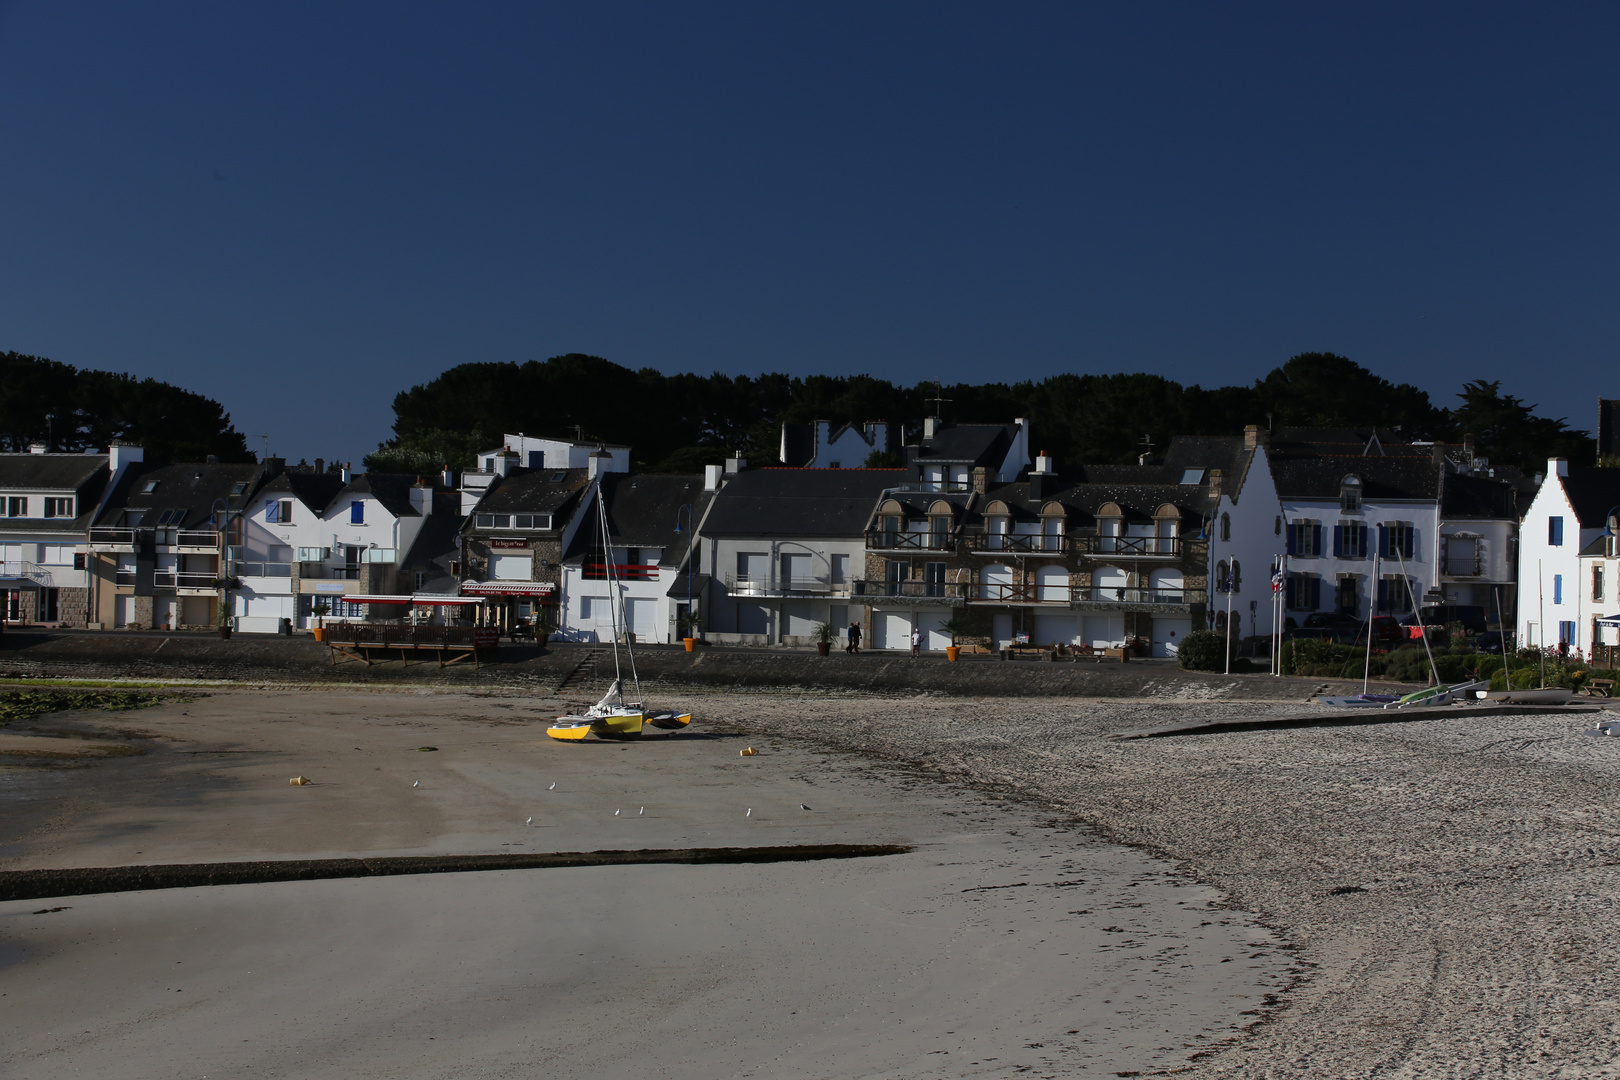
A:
0;688;1289;1079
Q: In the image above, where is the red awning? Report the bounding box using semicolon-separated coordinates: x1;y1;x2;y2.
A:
461;582;556;596
343;594;486;605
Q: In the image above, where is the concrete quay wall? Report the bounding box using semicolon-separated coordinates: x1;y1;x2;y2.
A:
0;631;1377;701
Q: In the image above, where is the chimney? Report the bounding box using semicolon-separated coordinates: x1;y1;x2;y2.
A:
705;464;723;491
441;465;454;488
1550;456;1569;478
1243;424;1266;450
971;466;990;495
107;442;143;476
410;478;433;515
315;458;325;474
923;417;938;440
725;455;746;475
1034;452;1054;474
28;442;47;454
1208;469;1224;499
588;449;612;480
1138;451;1155;466
263;457;285;476
341;462;352;483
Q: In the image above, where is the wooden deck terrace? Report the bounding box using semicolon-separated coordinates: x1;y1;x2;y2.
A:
323;625;501;669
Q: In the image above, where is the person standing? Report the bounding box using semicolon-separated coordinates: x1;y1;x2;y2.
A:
910;626;921;657
849;621;862;654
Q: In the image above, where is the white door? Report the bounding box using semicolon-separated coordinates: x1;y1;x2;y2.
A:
781;553;811;591
625;598;659;641
919;610;951;651
1037;565;1069;602
980;564;1015;601
115;595;135;628
1083;614;1125;648
992;612;1013;649
1033;611;1080;647
1152;617;1193;658
1148;567;1184;602
781;601;818;638
1093;566;1129;602
875;611;911;650
154;598;178;631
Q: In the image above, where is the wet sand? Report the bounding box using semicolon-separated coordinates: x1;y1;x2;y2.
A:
0;688;1288;1079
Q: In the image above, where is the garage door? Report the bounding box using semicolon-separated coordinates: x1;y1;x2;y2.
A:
874;611;911;650
626;598;659;641
1033;611;1080;647
1083;614;1125;648
1152;617;1193;658
918;610;951;651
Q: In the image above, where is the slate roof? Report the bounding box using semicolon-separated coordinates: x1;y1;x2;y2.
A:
399;514;466;578
0;453;109;491
702;468;906;538
1557;469;1620;528
1269;456;1442;501
96;461;271;530
256;472;348;515
471;468;591;516
1160;435;1251;482
0;453;111;533
972;476;1208;527
565;474;716;567
909;423;1016;466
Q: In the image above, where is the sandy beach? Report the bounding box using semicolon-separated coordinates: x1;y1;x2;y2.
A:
1;687;1289;1079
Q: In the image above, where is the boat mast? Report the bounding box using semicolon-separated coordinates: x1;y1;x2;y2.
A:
596;480;642;703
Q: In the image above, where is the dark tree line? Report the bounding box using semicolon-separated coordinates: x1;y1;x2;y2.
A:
0;351;252;463
370;351;1594;477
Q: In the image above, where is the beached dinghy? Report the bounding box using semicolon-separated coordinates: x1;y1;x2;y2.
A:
1381;680;1486;709
547;680;646;741
545;492;693;742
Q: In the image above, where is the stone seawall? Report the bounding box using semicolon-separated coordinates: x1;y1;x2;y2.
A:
0;631;1390;701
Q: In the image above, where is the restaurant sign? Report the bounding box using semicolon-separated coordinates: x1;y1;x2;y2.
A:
490;539;530;550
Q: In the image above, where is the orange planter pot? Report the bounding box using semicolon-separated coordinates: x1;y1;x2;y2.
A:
683;637;696;652
945;645;961;661
312;627;326;642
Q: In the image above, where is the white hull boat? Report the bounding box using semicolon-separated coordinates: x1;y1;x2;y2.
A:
1481;687;1574;705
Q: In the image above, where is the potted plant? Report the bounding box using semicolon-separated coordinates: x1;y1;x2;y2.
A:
678;611;701;652
941;616;973;662
532;604;554;647
216;598;233;640
811;620;835;657
310;598;331;642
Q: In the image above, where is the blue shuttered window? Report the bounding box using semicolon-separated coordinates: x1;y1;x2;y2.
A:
1549;516;1564;546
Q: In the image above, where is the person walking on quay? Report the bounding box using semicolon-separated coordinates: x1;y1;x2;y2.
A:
848;621;862;654
910;626;921;657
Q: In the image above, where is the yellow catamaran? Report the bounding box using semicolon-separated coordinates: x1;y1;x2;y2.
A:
547;488;693;742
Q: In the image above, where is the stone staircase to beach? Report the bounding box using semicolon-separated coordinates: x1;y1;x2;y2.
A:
554;648;604;694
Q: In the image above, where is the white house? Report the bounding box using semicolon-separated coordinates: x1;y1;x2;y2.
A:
238;469;443;632
554;472;714;644
0;443;137;626
1517;458;1620;654
460;434;631;513
779;421;893;468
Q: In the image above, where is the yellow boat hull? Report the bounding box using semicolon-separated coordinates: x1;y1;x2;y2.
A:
546;711;644;741
646;711;692;730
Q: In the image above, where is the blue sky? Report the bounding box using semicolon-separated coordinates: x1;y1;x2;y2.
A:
2;2;1616;466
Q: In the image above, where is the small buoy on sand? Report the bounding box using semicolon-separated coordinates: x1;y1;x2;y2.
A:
289;776;309;786
740;747;757;757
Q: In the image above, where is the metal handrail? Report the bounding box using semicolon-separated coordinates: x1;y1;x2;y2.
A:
1069;535;1183;556
175;531;220;548
852;579;1199;605
90;527;135;546
726;572;836;596
865;530;953;551
154;570;216;589
962;531;1068;554
0;561;53;586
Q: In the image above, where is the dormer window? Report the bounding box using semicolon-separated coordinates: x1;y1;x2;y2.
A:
141;481;159;493
1341;475;1363;512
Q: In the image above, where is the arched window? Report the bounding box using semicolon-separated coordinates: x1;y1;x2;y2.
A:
1230;560;1241;592
1220;512;1231;541
1341;475;1363;512
1215;560;1230;593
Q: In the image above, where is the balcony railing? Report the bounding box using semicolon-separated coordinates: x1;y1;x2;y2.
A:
155;570;218;589
865;530;953;551
236;562;293;578
890;480;971;493
90;527;136;548
585;561;659;581
0;561;53;586
853;579;966;600
727;573;846;597
853;579;1200;606
962;531;1068;554
1068;535;1183;556
175;530;220;549
115;570;138;586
